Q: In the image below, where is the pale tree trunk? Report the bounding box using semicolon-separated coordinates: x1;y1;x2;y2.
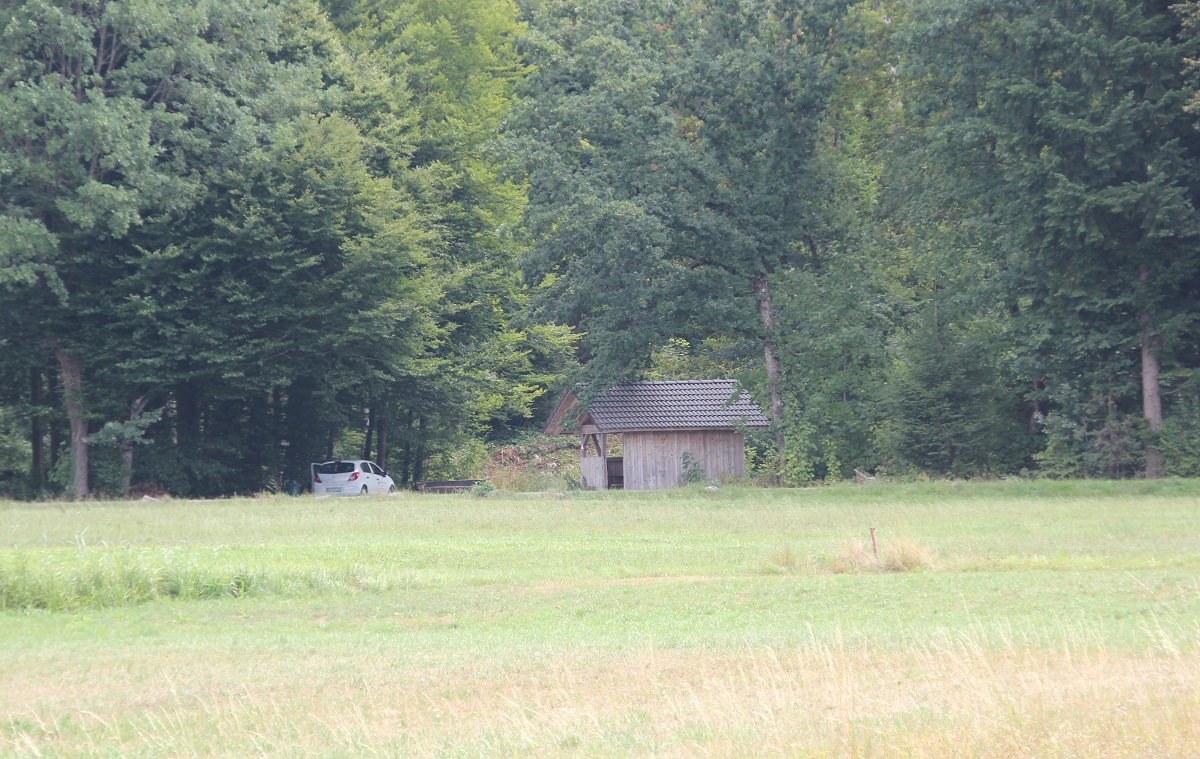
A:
754;274;786;475
52;342;89;499
377;410;389;470
120;396;149;498
413;416;426;483
362;404;374;461
1141;311;1165;478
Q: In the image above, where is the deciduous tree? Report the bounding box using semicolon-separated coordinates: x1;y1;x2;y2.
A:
509;0;849;469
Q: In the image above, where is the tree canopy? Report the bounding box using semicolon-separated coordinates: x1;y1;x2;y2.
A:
2;0;1199;497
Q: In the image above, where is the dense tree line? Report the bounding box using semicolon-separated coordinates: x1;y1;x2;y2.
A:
2;0;1198;497
0;0;571;497
508;0;1200;482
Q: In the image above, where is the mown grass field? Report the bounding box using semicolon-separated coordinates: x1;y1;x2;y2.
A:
2;480;1199;756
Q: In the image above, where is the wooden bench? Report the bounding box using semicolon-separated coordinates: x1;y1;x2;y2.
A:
414;479;482;494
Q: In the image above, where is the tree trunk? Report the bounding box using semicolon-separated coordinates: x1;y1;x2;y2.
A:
754;273;786;474
362;404;374;461
1141;311;1165;478
1029;378;1044;434
120;396;150;498
48;357;63;475
175;382;201;451
413;416;426;483
30;368;44;492
49;417;63;475
377;408;389;470
53;343;88;499
246;393;270;490
271;387;283;478
400;408;414;484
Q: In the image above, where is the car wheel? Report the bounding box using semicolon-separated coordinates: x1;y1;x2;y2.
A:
360;485;369;495
388;484;396;494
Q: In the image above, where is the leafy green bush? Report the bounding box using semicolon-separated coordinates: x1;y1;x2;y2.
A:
0;407;32;499
680;451;707;485
1033;386;1144;479
881;310;1035;477
1161;394;1200;477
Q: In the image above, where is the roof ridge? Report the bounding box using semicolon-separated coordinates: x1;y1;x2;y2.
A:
607;379;736;386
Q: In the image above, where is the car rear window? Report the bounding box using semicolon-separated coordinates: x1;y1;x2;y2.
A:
318;462;357;474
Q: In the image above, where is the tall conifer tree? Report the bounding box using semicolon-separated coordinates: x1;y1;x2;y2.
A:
902;0;1200;476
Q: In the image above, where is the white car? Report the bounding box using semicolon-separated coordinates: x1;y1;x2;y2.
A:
310;460;396;496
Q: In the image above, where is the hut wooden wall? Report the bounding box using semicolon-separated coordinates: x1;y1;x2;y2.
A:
623;430;745;490
581;456;608;490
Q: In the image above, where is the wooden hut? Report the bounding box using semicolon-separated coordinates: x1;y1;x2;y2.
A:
543;380;770;490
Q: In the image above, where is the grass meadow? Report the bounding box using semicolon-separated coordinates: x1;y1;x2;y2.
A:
1;479;1199;756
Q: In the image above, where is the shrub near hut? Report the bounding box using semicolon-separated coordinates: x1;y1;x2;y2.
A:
480;435;581;491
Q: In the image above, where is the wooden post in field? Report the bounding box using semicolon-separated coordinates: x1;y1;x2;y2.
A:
870;528;878;560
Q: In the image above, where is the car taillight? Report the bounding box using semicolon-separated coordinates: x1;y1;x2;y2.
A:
314;475;322;483
348;472;359;481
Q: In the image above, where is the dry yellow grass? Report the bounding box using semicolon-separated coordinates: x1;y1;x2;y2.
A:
832;537;880;573
3;634;1197;756
882;536;937;572
831;536;936;574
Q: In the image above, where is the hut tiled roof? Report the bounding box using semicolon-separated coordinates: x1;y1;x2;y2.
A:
544;380;770;434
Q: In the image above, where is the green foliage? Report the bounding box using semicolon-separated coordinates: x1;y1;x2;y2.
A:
779;414;818;486
509;0;848;387
1032;386;1145;479
108;104;439;493
0;0;571;498
87;408;162;450
1184;0;1200;114
1160;385;1200;476
773;262;895;480
470;479;496;497
0;0;309;495
0;407;31;499
645;338;739;382
881;304;1036;477
81;445;127;498
0;0;381;496
899;0;1200;478
326;0;572;475
680;451;706;485
425;437;490;481
3;0;1199;494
